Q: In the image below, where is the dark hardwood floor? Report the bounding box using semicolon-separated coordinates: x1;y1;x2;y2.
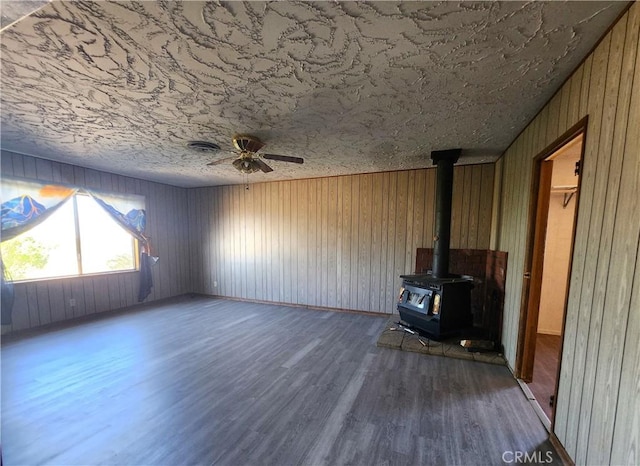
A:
528;333;563;420
2;296;559;465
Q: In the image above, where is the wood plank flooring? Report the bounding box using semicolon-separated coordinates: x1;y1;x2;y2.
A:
528;333;562;420
1;297;559;465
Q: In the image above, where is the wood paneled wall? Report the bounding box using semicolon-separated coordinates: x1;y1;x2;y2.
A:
188;164;494;314
1;151;192;333
496;4;639;465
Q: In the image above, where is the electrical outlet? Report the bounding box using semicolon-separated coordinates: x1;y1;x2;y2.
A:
213;281;218;287
69;298;76;307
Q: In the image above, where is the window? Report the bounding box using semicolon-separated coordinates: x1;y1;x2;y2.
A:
76;194;137;275
2;197;79;280
1;180;143;282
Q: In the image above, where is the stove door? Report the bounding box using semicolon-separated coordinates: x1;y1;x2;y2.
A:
398;284;433;315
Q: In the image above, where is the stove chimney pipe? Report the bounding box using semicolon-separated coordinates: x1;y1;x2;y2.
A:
431;148;461;278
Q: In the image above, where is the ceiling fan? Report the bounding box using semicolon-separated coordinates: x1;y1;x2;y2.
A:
204;135;304;174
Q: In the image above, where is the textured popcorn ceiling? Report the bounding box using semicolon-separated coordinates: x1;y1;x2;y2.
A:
0;1;627;187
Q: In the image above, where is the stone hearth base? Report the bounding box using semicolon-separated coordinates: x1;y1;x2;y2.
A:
376;317;506;366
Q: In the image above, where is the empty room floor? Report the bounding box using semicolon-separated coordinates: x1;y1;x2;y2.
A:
1;296;559;465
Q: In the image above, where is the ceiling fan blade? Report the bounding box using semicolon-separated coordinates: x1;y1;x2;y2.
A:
207;156;236;166
254;158;274;173
262;154;304;164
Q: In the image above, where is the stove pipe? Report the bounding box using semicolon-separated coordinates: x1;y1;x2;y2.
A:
430;148;461;279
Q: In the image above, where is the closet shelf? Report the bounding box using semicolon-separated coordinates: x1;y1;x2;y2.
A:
550;185;578;208
550;185;578;193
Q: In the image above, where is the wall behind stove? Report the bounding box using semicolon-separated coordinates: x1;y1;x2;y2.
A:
188;164;494;314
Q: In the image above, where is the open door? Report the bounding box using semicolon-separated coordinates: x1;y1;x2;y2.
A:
516;122;585;424
519;160;554;381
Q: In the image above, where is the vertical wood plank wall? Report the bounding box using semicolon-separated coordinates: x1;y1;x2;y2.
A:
496;4;639;465
188;164;494;314
1;150;192;333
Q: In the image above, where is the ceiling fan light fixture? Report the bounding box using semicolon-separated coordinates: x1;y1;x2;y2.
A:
206;134;301;174
232;157;260;174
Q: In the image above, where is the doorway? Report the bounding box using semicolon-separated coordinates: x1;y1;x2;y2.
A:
516;128;584;425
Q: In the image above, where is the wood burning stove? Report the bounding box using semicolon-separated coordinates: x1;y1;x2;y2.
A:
397;274;473;339
397;149;474;339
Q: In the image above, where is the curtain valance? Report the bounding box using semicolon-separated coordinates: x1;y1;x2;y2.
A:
1;177;148;245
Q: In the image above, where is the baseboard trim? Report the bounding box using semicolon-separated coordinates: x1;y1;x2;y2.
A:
1;293;196;342
549;432;575;466
197;293;391;318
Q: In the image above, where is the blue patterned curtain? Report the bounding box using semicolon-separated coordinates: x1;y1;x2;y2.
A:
1;259;14;325
85;189;155;302
1;179;78;241
86;190;148;244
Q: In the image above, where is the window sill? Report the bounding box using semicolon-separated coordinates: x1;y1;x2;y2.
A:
7;269;140;285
